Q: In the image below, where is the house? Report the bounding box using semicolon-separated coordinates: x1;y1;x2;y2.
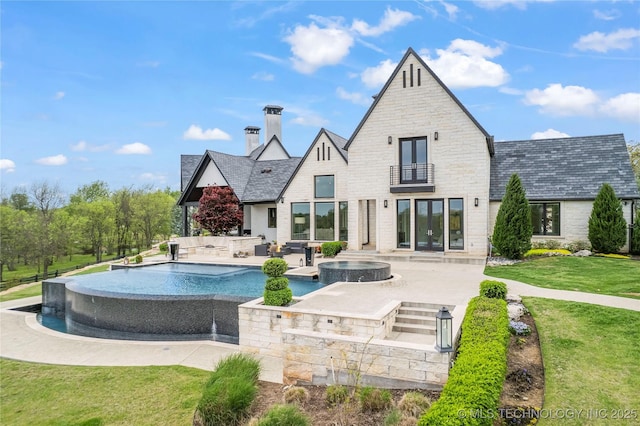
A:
179;48;639;256
177;106;301;243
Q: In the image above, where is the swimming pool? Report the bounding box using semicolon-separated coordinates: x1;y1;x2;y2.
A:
69;262;323;297
41;262;324;342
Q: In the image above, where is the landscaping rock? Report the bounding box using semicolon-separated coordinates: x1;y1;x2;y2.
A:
572;249;592;257
486;257;522;267
508;303;525;321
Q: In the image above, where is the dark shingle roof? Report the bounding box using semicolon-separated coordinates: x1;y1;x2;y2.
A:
490;134;639;201
181;155;202;190
242;158;302;202
325;129;348;161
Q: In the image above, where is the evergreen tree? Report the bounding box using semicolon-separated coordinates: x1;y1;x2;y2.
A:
588;183;627;253
630;208;640;255
492;174;532;259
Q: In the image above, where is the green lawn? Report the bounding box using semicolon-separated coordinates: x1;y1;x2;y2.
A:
525;297;640;425
485;256;640;299
0;360;210;425
1;254;102;282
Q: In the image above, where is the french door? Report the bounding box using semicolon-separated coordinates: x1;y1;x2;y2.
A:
400;138;427;183
415;199;444;251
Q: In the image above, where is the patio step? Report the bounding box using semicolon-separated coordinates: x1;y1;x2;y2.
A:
393;302;440;336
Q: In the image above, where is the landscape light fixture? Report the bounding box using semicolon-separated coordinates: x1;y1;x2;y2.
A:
435;306;453;353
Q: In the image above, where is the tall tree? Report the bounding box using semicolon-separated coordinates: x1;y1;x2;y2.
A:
492;174;533;259
192;186;243;236
74;200;115;262
0;205;33;275
132;190;175;249
588;183;627;253
70;180;110;203
628;142;640;189
29;181;65;278
113;187;134;257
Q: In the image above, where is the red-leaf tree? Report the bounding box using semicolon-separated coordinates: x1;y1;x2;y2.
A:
192;186;243;235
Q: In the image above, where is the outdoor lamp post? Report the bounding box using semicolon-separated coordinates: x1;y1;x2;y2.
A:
435;306;453;352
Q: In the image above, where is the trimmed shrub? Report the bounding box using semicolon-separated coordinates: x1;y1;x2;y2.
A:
283;386;310;405
524;248;571;257
262;258;292;306
265;277;289;291
419;296;510;426
261;258;288;277
325;384;349;406
159;242;168;252
398;391;431;418
359;386;392;412
479;280;507;300
134;254;143;264
321;241;343;257
564;240;591;253
491;174;533;259
588;183;627;253
263;288;293;306
257;404;310;426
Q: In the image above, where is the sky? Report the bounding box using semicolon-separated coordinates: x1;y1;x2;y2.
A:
1;0;639;197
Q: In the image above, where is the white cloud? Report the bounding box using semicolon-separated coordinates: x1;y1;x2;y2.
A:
288;109;329;127
593;9;621;21
351;7;419;37
599;92;640;122
441;1;460;20
116;142;152;155
573;28;640;53
183;125;232;141
524;84;599;116
499;87;524;95
422;39;509;89
35;154;68;166
250;52;287;65
70;140;111;152
531;129;570;140
336;87;372;106
252;71;275;81
285;21;354;74
360;59;397;89
139;172;167;183
472;0;553;10
53;91;65;100
0;159;16;173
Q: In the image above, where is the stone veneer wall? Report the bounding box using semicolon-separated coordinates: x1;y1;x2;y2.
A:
282;330;453;390
172;236;262;257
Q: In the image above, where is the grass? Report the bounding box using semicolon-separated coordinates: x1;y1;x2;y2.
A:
0;359;210;425
524;297;640;425
484;256;640;299
0;264;112;303
1;254;102;282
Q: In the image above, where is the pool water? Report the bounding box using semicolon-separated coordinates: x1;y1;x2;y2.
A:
69;262;323;297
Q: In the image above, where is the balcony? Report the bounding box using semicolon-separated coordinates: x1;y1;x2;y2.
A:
390;164;435;193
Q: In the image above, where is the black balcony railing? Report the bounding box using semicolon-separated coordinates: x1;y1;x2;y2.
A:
390;163;434;186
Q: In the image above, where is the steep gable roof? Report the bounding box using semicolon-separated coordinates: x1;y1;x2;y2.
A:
490;134;640;201
181;155;202;190
344;47;494;155
255;135;291;161
276;128;349;201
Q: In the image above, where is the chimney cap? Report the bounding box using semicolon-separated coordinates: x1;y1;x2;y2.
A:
263;105;283;114
244;126;260;132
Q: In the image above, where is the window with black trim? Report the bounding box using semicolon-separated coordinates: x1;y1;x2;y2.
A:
315;175;334;198
397;200;410;248
268;208;277;228
315;202;335;241
291;203;310;240
448;199;464;250
530;202;560;236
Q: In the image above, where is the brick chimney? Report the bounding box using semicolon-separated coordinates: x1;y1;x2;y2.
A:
263;105;283;145
245;126;260;155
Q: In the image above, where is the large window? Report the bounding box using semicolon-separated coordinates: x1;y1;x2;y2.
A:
530;203;560;236
315;202;335;241
400;137;427;183
397;200;411;248
339;201;348;241
448;199;464;250
314;175;335;198
268;208;277;228
291;203;310;240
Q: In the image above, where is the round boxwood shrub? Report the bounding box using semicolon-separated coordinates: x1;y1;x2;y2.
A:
265;277;289;291
262;258;288;277
263;288;293;306
479;280;507;300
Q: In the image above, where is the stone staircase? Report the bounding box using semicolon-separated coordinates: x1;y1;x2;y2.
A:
392;302;450;336
335;250;486;265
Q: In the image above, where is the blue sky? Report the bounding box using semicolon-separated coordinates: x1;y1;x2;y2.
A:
2;1;639;196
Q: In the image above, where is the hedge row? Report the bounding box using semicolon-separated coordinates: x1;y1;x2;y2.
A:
196;354;261;426
320;241;344;257
419;296;510;426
